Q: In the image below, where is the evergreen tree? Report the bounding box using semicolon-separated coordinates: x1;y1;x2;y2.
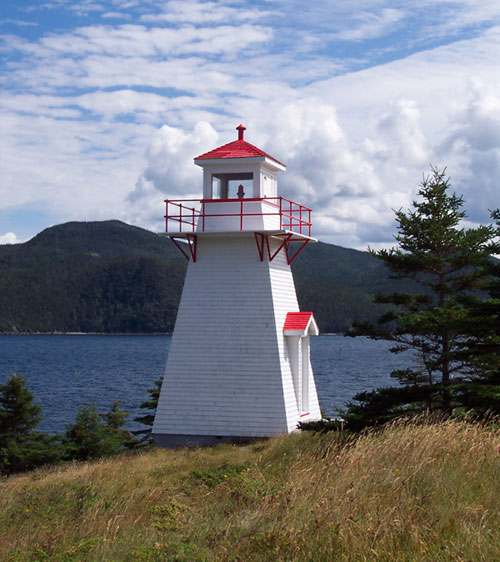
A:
0;373;62;474
133;376;162;445
101;400;138;450
0;373;41;438
452;209;500;414
63;401;137;461
344;168;499;429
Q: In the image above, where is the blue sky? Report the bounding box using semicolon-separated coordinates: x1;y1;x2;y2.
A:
1;0;500;248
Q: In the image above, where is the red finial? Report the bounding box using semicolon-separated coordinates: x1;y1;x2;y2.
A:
236;124;246;141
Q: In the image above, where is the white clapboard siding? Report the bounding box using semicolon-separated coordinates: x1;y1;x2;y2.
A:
152;234;321;445
268;249;321;427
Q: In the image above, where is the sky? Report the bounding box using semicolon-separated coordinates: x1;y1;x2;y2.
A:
1;0;500;249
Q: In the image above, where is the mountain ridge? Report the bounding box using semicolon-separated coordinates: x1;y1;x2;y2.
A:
0;220;398;333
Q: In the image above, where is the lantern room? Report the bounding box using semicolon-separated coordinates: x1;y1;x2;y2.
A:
195;124;285;200
164;124;313;263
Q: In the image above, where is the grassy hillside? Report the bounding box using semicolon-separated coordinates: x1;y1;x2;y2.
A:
0;221;403;334
1;419;499;561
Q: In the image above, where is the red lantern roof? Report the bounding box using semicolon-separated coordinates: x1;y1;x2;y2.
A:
194;124;285;166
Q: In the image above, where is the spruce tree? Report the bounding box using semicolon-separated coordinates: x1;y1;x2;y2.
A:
344;168;498;429
63;401;137;461
0;373;62;474
0;373;41;439
133;376;162;445
452;210;500;414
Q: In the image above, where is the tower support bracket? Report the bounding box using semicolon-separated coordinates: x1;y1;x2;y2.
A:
169;234;198;262
254;232;310;265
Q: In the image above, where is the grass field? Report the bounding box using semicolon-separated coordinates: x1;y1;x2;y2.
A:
1;418;500;561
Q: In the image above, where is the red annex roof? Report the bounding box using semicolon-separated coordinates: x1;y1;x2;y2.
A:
194;124;285;166
283;312;318;335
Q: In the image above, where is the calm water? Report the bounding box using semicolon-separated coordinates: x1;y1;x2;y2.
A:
0;335;414;434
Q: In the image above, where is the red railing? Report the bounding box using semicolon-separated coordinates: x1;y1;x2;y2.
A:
164;197;312;237
164;200;201;233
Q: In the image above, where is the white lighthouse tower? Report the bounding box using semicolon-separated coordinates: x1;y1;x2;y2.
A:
152;125;321;446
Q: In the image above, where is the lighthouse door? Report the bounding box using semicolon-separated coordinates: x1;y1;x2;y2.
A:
300;336;310;413
287;335;310;415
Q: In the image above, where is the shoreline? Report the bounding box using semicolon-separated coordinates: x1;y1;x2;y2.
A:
1;331;344;336
0;331;173;336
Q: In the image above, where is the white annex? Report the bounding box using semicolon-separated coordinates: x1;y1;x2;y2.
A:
152;125;322;446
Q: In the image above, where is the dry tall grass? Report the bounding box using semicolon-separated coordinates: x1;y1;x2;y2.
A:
1;418;499;561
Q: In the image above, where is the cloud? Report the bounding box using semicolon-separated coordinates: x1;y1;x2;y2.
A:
135;120;218;195
249;99;382;201
0;232;18;245
101;12;131;20
418;0;500;39
0;19;38;27
445;80;500;152
22;22;272;58
437;79;500;222
368;98;429;169
0;106;155;225
3;22;275;98
2;0;500;250
330;8;406;41
140;0;273;24
126;121;218;229
68;1;105;16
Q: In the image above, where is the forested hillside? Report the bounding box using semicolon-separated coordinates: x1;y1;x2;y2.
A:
0;221;185;333
0;220;402;333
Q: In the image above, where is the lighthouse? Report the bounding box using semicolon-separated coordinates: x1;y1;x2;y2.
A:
152;125;321;447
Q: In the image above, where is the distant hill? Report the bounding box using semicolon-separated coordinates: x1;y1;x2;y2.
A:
0;220;402;333
0;221;185;333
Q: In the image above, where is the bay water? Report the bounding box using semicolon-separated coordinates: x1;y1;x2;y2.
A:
0;335;414;434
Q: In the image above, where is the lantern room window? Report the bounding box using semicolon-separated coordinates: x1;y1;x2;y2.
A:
211;173;253;199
